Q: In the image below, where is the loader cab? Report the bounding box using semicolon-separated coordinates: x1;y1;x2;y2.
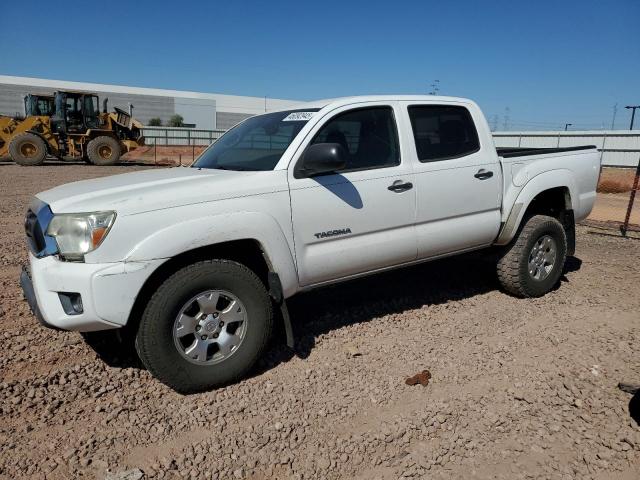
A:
50;91;101;134
24;94;54;117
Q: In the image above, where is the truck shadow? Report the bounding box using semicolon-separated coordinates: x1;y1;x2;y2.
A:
630;392;640;426
83;253;583;382
255;253;582;374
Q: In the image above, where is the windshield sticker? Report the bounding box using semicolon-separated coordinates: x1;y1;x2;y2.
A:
282;112;315;122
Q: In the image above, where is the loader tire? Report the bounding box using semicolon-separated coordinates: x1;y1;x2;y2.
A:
497;215;567;298
87;136;121;165
9;133;47;166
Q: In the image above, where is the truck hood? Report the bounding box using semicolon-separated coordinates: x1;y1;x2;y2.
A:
37;167;289;215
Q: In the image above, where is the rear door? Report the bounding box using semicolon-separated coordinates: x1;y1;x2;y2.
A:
400;102;502;258
288;102;417;286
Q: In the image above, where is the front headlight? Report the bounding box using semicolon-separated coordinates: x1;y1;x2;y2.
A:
46;211;116;261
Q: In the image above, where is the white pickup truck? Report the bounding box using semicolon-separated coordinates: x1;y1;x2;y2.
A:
20;96;601;392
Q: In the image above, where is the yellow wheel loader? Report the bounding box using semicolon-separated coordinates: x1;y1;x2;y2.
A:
0;90;144;166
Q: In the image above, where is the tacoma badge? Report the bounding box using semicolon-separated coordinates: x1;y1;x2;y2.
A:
314;228;352;239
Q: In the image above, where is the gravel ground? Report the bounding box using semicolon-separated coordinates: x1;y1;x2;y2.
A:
588;193;640;227
0;163;639;480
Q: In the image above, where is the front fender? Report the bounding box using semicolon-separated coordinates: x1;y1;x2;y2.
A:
496;169;578;245
124;211;299;298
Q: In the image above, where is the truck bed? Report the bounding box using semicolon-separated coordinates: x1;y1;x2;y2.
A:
497;145;597;158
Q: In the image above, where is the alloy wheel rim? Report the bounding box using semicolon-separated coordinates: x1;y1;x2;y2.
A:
172;290;247;365
528;234;557;281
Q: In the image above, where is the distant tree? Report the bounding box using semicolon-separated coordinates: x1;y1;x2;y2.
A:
148;117;162;126
167;114;185;127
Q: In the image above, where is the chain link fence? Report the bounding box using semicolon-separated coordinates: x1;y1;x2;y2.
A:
121;127;226;166
586;160;640;236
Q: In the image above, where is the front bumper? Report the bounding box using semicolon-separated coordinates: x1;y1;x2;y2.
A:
20;253;164;332
20;266;59;330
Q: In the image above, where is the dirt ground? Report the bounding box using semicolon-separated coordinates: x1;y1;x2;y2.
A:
588;192;640;228
597;168;637;194
0;163;639;480
123;145;207;166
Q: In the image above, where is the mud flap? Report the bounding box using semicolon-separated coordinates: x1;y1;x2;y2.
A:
268;272;295;349
562;209;576;256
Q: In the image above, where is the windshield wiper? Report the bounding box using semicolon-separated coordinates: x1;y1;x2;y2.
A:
214;165;257;171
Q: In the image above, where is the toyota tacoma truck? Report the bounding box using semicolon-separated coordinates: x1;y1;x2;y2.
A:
20;96;601;392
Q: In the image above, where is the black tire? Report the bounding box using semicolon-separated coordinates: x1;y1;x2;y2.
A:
86;136;121;165
9;133;47;166
497;215;567;298
135;260;273;393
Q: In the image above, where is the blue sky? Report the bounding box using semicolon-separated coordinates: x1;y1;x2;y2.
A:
1;0;638;130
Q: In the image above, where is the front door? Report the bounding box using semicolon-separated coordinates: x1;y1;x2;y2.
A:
289;103;417;286
64;94;86;133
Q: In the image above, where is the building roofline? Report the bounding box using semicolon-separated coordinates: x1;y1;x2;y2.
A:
0;75;300;112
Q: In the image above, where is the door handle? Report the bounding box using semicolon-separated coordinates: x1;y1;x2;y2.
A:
388;180;413;193
474;169;493;180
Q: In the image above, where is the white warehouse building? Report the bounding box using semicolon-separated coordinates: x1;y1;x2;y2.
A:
0;75;300;130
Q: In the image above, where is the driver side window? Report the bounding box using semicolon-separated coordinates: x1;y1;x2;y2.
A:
310;107;400;172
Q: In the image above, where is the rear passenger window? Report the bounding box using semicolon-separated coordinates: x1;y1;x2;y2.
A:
310;107;400;172
408;106;480;162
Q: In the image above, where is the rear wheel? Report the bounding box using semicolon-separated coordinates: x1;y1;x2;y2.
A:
87;136;121;165
497;215;567;297
135;259;273;393
9;133;47;166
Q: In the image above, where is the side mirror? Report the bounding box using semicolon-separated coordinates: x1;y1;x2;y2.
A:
297;143;347;178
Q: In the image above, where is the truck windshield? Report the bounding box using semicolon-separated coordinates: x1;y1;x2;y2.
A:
193;109;319;171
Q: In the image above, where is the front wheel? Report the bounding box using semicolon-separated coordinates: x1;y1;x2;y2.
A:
86;136;121;165
135;260;273;393
497;215;567;298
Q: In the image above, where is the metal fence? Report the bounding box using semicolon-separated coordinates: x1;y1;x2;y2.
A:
143;127;640;169
142;126;226;146
493;130;640;168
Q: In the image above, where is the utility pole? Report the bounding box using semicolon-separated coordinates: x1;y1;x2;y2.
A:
502;107;510;131
564;123;572;131
611;103;618;130
626;105;640;130
428;80;440;95
490;114;498;131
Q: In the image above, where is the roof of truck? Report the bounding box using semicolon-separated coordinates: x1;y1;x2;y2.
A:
290;95;473;111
